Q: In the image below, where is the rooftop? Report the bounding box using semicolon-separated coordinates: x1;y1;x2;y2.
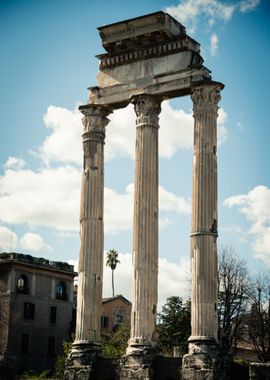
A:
0;252;75;274
102;294;131;305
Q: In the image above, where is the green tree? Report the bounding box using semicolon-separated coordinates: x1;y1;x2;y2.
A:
156;296;191;356
106;249;120;298
54;339;73;378
101;322;130;358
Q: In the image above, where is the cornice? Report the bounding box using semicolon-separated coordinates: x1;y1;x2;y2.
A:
96;35;201;69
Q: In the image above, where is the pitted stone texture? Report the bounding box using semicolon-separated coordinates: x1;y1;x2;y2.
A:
64;366;92;380
182;339;220;380
65;341;101;367
64;356;117;380
182;368;215;380
182;354;218;380
120;347;157;380
64;341;101;380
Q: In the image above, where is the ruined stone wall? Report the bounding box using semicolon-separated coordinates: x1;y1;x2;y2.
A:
0;292;10;355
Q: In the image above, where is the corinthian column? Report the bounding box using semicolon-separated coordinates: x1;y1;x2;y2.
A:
127;94;161;356
65;104;111;379
182;82;224;380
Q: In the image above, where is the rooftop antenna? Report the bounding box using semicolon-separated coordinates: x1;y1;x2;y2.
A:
10;225;14;253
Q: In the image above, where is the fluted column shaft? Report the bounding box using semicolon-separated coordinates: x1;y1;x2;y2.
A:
190;83;223;341
128;95;161;350
75;105;111;344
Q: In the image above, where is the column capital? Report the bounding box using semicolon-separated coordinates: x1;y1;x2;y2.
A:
131;94;161;127
191;82;224;115
79;104;112;143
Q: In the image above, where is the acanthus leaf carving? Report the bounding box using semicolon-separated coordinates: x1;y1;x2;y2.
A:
132;95;161;126
191;85;222;115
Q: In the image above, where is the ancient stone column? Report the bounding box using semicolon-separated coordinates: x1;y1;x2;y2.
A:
121;94;161;379
182;82;224;380
65;104;111;379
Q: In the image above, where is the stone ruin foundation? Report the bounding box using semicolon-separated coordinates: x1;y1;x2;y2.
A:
64;11;224;380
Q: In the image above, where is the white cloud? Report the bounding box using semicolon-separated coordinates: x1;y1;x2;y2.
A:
159;102;193;156
4;157;26;170
39;102;227;165
239;0;260;13
106;105;136;161
217;108;228;145
20;232;52;252
0;162;190;234
165;0;260;55
210;33;219;56
159;102;227;156
0;102;226;239
220;224;248;244
102;252;190;307
67;259;78;272
224;186;270;265
159;185;191;214
165;0;235;34
0;226;18;251
104;185;133;234
0;165;81;231
158;256;190;306
41;105;82;165
105;183;191;234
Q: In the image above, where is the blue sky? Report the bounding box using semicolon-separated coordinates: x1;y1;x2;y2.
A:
1;0;269;305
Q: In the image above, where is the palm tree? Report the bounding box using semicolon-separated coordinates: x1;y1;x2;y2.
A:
106;249;120;298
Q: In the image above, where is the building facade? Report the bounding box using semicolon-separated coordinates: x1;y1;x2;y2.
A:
0;252;76;375
101;295;131;333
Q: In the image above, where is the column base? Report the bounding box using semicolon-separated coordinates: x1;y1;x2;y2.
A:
64;340;101;380
182;337;220;380
120;340;158;380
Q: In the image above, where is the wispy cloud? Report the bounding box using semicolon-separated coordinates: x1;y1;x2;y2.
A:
210;33;219;56
239;0;260;13
165;0;236;34
165;0;260;55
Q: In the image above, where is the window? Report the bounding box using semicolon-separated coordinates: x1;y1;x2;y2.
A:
21;333;29;353
50;306;57;323
47;336;55;356
17;274;29;294
56;281;67;300
23;302;35;320
113;308;125;330
115;308;125;324
101;316;109;328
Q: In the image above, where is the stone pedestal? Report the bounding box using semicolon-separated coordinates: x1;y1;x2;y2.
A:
121;95;161;379
182;337;219;380
182;83;223;380
120;345;158;380
64;342;101;380
64;105;111;380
